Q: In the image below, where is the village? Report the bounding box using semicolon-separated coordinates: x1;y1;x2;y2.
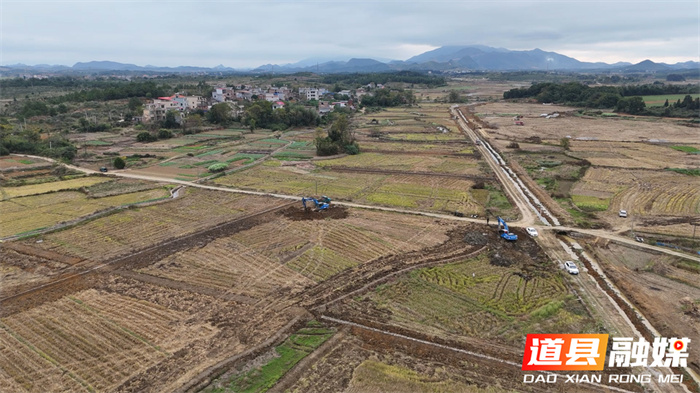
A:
138;83;380;124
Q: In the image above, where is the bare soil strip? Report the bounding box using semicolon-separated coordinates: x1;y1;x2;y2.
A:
326;165;495;181
114;270;257;304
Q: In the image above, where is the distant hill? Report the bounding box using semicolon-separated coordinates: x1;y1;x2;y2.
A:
3;45;697;75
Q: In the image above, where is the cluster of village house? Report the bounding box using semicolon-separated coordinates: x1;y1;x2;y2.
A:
140;83;381;123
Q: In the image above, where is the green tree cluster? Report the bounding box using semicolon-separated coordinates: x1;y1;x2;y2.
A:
360;88;416;107
315;114;359;156
503;82;699;117
243;101;319;130
0;125;76;160
113;157;126;169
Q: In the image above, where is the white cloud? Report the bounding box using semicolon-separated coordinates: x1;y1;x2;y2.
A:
1;0;697;67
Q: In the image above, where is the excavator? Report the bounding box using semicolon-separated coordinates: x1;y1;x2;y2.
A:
497;217;517;241
302;197;330;211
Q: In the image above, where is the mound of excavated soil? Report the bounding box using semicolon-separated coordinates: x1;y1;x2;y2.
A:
281;206;349;221
463;231;489;246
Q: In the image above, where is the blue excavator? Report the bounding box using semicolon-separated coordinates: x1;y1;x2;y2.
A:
497;217;517;241
302;196;330;211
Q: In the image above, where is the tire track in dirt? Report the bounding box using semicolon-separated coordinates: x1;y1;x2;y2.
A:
0;201;296;317
114;270;258;304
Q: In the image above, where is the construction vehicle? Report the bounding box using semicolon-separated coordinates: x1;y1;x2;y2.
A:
497;217;518;241
302;197;329;211
319;196;331;205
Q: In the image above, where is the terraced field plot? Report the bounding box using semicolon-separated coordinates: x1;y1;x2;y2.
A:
332;249;590;345
0;289;203;393
0;187;170;237
481;101;698;143
214;165;508;216
1;176;109;199
571;167;700;218
139;208;455;295
585;242;700;377
315;152;481;175
569;141;699;169
26;189;285;261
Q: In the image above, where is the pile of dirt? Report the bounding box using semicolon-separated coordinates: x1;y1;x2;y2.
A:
281;206;349;221
463;231;488;246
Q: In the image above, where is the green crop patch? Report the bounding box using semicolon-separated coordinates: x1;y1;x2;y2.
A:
207;321;333;393
572;195;610;211
349;253;591;344
671;146;700;154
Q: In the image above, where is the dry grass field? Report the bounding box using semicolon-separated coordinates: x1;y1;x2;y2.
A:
24;188;285;262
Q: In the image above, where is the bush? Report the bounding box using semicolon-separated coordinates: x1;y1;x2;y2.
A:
208;163;228;173
506;142;520;149
113;156;126;169
136;132;157;143
157;129;173;139
314;137;339;156
344;142;360;155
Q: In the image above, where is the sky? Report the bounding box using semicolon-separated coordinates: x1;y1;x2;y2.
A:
2;0;699;68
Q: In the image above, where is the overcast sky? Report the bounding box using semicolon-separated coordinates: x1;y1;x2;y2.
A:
2;0;698;68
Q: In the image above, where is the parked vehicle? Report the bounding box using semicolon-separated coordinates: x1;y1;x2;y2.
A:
619;210;628;218
99;167;108;173
526;227;538;237
564;261;579;275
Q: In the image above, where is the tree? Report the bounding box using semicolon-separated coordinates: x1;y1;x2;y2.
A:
158;129;173;139
207;103;233;125
162;110;179;129
560;137;570;151
663;99;669;107
615;96;646;114
315;114;359;156
667;74;686;82
136;132;157;142
113;156;126;169
447;91;461;103
128;97;143;112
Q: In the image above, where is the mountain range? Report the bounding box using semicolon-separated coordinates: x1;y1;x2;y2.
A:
3;45;698;75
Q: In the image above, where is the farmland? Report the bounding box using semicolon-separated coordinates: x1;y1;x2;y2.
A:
208;103;515;218
582;240;700;378
23;188;285;262
642;94;700;106
0;177;172;238
475;101;700;236
4;74;700;393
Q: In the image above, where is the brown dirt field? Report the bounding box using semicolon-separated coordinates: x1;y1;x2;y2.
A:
571;167;700;231
585;241;700;376
479;102;699;143
570;141;699;169
23;188;288;262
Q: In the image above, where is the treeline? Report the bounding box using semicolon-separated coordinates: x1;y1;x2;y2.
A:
503;82;699;116
0;123;77;160
361;88;416;107
44;81;172;104
321;71;446;87
242;101;320;131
